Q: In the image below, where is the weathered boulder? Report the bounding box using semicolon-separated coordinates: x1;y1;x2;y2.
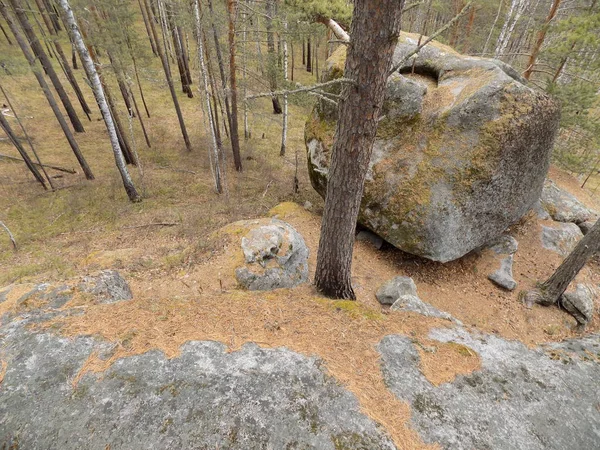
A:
306;32;560;262
560;284;596;326
486;235;518;291
79;270;133;304
235;219;309;290
376;276;417;305
540;180;594;224
541;222;583;256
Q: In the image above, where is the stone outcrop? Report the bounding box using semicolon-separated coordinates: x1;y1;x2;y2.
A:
540;180;595;224
234;219;309;291
306;32;560;262
486;235;518;291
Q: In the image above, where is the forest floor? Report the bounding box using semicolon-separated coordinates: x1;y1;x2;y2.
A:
1;46;600;449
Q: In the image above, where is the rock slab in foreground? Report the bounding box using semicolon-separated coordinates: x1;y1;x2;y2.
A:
0;323;395;449
379;328;600;450
307;32;560;262
235;219;309;291
541;222;584;256
540;180;595;224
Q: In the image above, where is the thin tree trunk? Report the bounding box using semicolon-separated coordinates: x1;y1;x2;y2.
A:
227;0;242;172
167;4;192;98
0;82;54;189
302;37;305;65
207;0;234;151
0;111;48;189
523;0;561;80
34;0;92;117
71;45;77;68
306;35;312;72
102;76;137;165
136;0;158;57
128;85;151;148
291;41;294;81
266;0;282;114
482;0;504;56
126;35;151;118
241;0;249;139
0;17;12;45
59;0;141;202
9;0;85;133
43;0;61;32
280;19;288;156
315;0;405;299
193;0;222;194
0;2;94;180
144;0;191;151
525;219;600;307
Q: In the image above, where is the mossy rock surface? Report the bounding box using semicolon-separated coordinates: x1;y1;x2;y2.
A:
307;32;560;262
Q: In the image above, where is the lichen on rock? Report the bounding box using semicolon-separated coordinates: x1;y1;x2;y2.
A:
306;32;560;263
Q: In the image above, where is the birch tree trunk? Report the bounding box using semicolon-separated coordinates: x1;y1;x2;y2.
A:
280;20;288;156
495;0;528;58
482;0;504;56
315;0;405;299
0;1;94;180
193;0;223;194
58;0;141;202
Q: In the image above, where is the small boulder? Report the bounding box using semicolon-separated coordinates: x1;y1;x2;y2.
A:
541;223;584;256
79;270;133;304
488;235;518;255
390;295;455;322
376;276;417;305
540;180;594;224
488;255;517;291
235;219;309;291
560;284;596;326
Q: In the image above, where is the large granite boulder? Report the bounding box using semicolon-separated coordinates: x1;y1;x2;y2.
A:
306;32;560;262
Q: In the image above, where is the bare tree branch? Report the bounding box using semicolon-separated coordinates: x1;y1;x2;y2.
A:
245;78;355;101
0;220;17;250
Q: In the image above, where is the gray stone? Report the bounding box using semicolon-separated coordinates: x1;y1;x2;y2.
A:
79;270;133;304
235;219;309;291
307;32;560;263
488;255;517;291
540;180;594;224
532;200;551;220
376;276;417;305
487;235;518;255
0;323;395;449
541;223;584;256
390;295;455;322
356;230;384;250
379;328;600;450
578;219;597;235
560;284;596;326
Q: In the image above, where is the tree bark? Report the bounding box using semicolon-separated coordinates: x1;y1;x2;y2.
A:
525;219;600;307
9;0;85;133
314;0;405;299
306;35;312;72
59;0;141;202
0;1;94;179
0;16;12;44
523;0;561;80
143;0;191;151
280;19;288;156
227;0;242;172
0;110;48;189
193;0;223;194
266;0;282;114
136;0;158;57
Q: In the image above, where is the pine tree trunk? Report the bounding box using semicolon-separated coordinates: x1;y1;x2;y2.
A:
306;35;312;72
302;37;305;65
0;16;12;45
193;0;223;194
0;111;47;189
9;0;85;133
59;0;141;202
523;0;561;79
144;0;191;151
314;0;405;299
137;0;158;57
102;76;137;165
241;0;250;140
0;2;94;180
227;0;242;172
265;0;282;115
526;219;600;306
207;0;234;153
280;19;288;156
126;35;151;118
